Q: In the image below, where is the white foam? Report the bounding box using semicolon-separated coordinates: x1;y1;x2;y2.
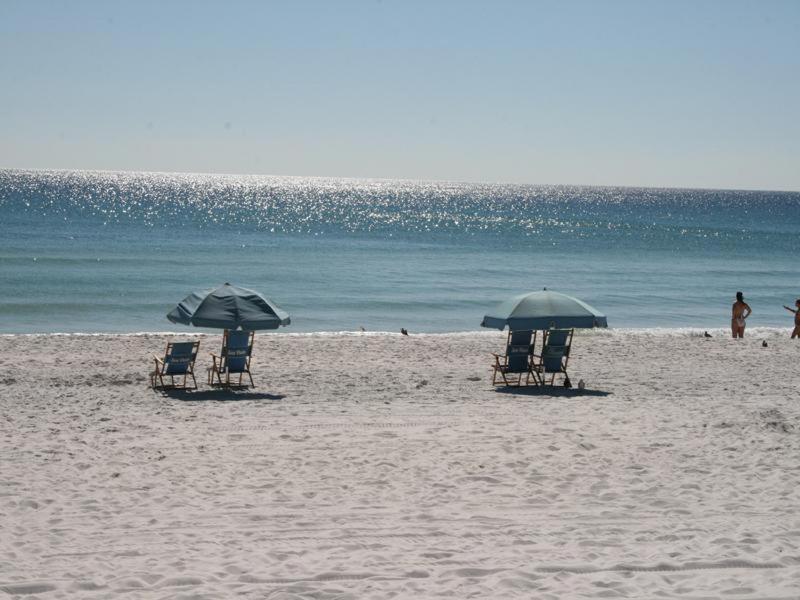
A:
1;326;791;339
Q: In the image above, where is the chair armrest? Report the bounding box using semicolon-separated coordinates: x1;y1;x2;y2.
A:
491;353;507;367
153;356;164;365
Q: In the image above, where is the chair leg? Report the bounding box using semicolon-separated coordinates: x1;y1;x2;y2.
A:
248;371;254;388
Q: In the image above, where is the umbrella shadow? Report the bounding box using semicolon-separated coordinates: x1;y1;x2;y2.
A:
160;389;286;402
495;386;610;398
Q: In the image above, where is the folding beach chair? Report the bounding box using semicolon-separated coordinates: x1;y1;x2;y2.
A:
532;329;573;386
208;329;255;388
151;340;200;390
491;329;537;386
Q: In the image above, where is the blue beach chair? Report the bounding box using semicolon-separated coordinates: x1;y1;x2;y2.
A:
208;330;256;388
532;329;573;386
151;340;200;390
491;329;536;386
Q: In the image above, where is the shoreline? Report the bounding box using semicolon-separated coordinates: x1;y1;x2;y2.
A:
0;325;794;338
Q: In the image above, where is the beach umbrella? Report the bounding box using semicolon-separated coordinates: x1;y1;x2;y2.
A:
167;283;290;330
481;289;607;331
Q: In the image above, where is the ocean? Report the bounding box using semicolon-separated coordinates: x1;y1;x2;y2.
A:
1;169;798;334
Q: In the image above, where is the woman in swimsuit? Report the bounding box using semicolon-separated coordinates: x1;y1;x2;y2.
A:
783;299;800;339
731;291;752;339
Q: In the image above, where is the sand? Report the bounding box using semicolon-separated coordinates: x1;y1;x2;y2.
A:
2;329;800;599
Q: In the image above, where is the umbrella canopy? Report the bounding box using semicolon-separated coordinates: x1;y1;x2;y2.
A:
481;289;607;331
167;283;291;330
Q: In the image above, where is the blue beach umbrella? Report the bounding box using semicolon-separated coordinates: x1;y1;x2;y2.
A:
167;283;291;330
481;289;607;331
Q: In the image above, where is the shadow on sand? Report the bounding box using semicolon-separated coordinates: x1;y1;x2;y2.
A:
495;386;610;398
160;389;286;402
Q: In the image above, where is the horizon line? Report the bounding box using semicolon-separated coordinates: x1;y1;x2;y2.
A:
1;165;798;195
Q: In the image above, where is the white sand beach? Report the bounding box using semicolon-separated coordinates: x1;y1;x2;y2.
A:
2;329;800;599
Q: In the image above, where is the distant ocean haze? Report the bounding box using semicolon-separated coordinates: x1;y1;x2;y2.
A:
0;169;798;334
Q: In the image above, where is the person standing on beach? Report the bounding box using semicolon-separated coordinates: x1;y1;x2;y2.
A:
731;291;752;338
783;299;800;338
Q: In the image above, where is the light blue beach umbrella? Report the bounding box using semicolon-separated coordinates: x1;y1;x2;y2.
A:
167;283;291;330
481;289;607;331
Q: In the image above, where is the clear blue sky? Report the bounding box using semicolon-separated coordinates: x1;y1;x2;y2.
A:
1;0;798;190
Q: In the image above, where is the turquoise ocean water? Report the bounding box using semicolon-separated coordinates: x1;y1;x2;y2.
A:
1;169;798;334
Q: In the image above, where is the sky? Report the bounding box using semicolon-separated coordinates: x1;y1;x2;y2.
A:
1;0;799;190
